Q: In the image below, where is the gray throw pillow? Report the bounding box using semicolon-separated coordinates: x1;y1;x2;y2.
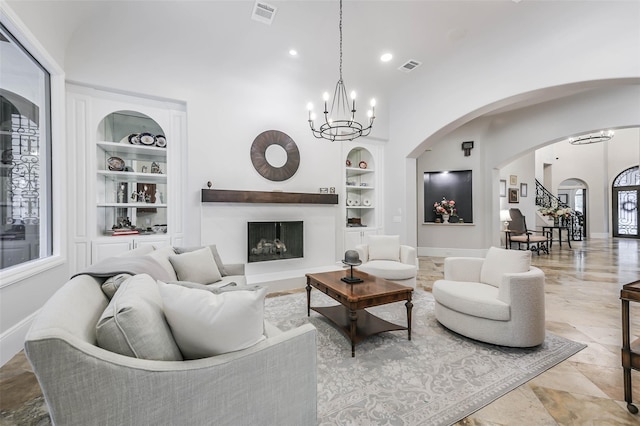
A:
174;244;228;276
96;274;183;361
168;247;222;284
101;273;133;299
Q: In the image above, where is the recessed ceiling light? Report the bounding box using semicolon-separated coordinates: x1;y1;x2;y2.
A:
380;53;393;62
289;49;298;56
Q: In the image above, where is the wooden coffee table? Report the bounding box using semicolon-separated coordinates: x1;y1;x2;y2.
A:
306;269;413;357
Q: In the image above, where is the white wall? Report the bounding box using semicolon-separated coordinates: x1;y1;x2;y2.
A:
416;119;486;256
499;152;536;233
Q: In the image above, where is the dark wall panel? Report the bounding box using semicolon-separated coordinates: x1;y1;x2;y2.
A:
424;170;473;223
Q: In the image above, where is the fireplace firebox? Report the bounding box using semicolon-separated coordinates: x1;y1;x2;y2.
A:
248;221;303;263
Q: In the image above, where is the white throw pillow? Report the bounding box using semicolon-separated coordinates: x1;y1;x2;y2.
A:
480;246;531;287
146;246;178;281
169;247;222;284
174;245;228;277
368;235;401;262
158;281;267;359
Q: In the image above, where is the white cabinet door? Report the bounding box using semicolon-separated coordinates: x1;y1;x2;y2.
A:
92;239;132;263
344;228;378;252
134;236;170;249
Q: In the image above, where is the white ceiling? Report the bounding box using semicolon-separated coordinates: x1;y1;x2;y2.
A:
12;0;622;102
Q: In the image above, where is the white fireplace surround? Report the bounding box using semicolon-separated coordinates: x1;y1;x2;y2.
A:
201;204;340;292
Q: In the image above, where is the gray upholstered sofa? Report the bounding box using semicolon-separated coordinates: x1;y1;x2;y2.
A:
24;246;318;425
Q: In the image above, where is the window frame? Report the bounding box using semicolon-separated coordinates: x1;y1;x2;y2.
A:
0;5;65;286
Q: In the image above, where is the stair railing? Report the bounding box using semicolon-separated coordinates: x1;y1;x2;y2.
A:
535;179;584;241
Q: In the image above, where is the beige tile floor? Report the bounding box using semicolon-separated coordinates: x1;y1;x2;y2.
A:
1;238;639;425
419;238;640;425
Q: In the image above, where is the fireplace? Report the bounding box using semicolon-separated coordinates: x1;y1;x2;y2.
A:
248;221;303;263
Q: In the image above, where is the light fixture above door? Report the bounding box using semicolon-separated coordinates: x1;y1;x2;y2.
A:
569;130;614;145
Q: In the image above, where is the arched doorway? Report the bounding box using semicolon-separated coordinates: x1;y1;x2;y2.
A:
558;178;587;240
613;166;639;238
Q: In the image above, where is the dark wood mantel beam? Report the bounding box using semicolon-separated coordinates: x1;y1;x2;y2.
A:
201;189;338;205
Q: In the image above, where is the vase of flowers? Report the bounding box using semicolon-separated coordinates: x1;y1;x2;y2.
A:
434;197;457;223
539;206;572;226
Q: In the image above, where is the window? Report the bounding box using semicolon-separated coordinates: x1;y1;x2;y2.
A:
0;22;52;269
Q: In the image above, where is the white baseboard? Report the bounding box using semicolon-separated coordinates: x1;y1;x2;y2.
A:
1;310;37;367
590;233;609;239
418;247;488;258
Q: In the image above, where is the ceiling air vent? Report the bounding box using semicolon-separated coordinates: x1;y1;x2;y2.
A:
251;1;277;25
398;59;422;73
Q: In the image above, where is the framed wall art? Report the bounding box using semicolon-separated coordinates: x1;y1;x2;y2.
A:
520;183;528;197
500;179;506;197
509;175;518;185
508;188;519;203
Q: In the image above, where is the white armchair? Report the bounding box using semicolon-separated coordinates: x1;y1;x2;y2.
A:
355;235;418;288
432;246;545;347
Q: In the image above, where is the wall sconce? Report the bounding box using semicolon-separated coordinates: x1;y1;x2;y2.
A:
461;141;474;156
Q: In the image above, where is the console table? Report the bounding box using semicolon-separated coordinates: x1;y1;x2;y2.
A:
541;225;572;248
621;280;640;414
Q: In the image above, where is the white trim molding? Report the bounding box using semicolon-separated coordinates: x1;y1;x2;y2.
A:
0;310;38;366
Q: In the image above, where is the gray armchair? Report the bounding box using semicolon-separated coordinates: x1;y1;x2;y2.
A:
24;274;317;425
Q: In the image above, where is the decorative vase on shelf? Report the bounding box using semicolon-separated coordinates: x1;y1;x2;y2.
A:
442;214;450;223
553;216;559;226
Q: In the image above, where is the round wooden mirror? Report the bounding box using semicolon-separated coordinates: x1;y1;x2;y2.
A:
250;130;300;181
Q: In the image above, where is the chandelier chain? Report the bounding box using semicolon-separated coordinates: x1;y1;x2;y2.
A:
339;0;343;81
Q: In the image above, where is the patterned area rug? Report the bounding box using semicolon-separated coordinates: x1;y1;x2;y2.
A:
264;289;586;426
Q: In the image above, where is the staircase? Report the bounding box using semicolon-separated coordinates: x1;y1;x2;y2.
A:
535;179;584;241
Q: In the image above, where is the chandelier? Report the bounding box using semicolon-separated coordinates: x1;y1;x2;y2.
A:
307;0;375;142
568;130;615;145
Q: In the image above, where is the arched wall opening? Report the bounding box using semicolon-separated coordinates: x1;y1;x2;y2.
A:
559;178;588;239
411;81;640;256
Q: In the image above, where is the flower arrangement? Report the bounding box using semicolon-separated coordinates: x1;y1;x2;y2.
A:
539;206;572;218
434;197;457;216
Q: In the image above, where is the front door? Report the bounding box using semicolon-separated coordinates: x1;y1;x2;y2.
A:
613;166;639;239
